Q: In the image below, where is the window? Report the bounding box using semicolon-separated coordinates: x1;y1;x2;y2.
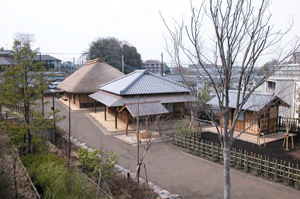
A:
267;81;276;90
163;103;173;112
237;111;244;121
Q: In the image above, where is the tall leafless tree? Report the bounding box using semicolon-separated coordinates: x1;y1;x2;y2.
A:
161;0;299;198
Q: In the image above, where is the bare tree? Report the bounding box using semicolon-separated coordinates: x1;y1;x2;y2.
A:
161;0;299;198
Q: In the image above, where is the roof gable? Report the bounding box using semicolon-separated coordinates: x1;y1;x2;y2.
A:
0;57;14;65
100;70;190;95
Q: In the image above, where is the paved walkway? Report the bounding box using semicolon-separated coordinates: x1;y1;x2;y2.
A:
47;98;300;199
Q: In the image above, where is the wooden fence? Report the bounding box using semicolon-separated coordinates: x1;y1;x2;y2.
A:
3;104;34;118
173;134;300;189
278;117;300;133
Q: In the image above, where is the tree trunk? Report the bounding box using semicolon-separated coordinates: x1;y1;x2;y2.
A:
41;97;44;116
24;103;33;154
223;145;231;199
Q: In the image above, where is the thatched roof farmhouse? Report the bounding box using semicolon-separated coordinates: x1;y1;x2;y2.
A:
58;58;124;108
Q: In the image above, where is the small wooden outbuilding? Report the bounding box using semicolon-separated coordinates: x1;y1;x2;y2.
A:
207;91;290;135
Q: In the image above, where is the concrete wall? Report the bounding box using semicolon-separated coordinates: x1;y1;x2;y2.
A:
261;78;299;118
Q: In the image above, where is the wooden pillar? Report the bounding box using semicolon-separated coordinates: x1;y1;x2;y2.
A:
78;93;81;108
125;116;129;135
158;116;162;136
115;110;118;129
94;100;96;113
267;108;270;134
146;117;149;131
104;106;107;121
136;117;139;138
87;93;89;108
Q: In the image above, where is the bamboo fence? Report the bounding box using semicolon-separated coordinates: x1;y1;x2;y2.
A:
173;133;300;189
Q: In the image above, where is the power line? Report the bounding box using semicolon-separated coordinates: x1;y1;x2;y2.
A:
41;52;86;55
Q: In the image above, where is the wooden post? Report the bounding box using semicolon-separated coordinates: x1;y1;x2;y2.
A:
278;116;281;129
94;100;96;113
78;93;81;108
267;110;270;134
158;116;161;136
136;117;139;138
125;117;129;135
173;131;174;144
115;110;118;129
104;106;107;121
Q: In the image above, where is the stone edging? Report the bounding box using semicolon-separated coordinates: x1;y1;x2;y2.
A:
70;136;180;199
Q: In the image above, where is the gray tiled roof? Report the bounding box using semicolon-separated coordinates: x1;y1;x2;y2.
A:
207;91;289;112
99;70;190;95
125;102;169;117
0;57;14;65
164;74;185;82
33;55;61;61
0;50;13;55
89;90;195;107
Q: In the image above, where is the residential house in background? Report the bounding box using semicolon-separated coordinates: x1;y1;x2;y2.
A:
240;76;263;91
58;58;124;108
89;70;195;135
0;51;62;71
33;55;62;71
207;91;290;135
261;76;300;118
0;50;14;67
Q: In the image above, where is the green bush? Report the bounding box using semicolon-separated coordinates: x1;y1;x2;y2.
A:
174;119;201;139
78;147;118;179
21;153;96;198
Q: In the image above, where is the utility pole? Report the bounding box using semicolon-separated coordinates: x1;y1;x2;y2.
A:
136;95;140;183
51;89;56;144
122;55;124;74
68;91;71;168
72;57;75;74
161;52;164;76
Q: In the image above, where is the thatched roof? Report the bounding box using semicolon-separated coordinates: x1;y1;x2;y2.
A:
58;58;124;93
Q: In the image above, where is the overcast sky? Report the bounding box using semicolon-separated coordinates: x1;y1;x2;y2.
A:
1;0;299;67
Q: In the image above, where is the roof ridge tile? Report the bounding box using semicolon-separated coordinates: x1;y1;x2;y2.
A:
121;70;145;94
